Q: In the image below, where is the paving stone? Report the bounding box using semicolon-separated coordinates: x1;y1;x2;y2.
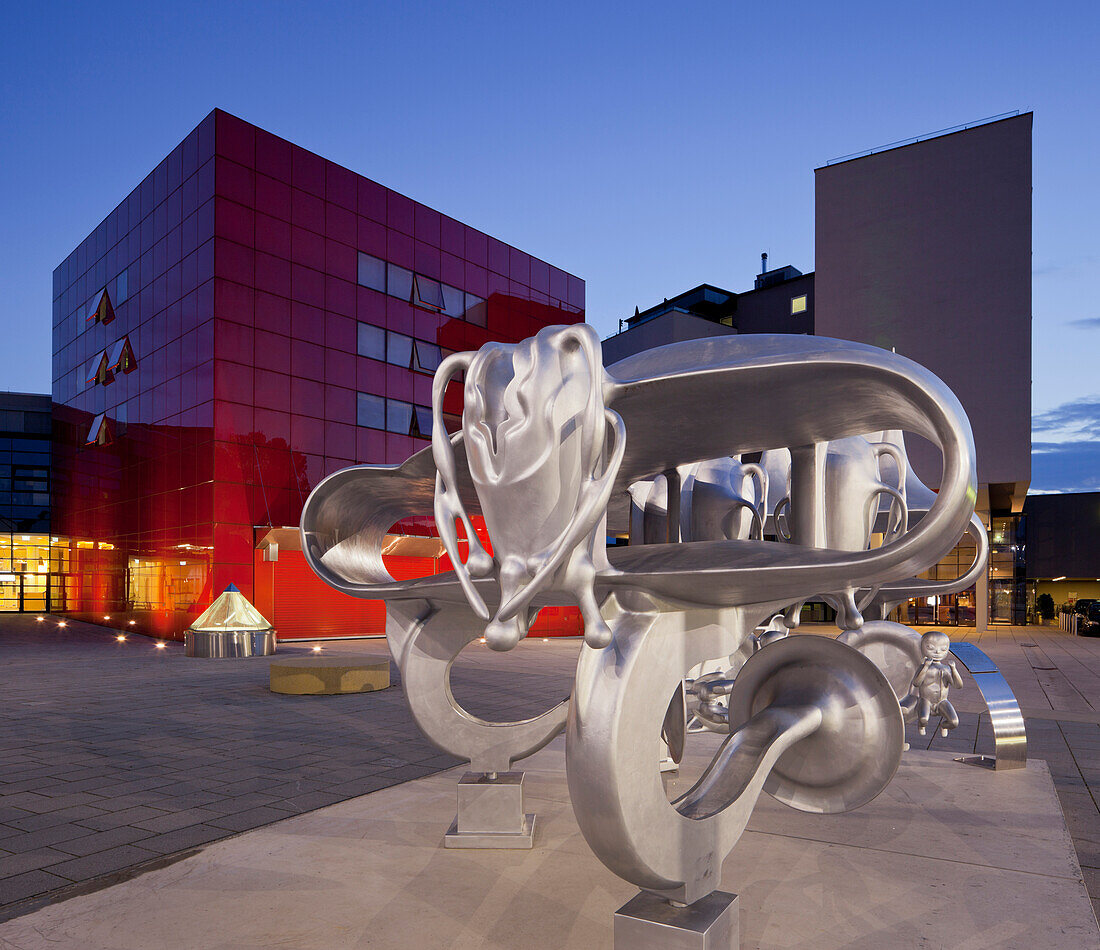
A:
0;869;70;905
137;824;230;855
0;848;73;877
54;826;157;857
45;844;162;882
206;807;296;833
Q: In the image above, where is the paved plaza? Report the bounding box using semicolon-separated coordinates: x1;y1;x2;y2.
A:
0;615;1097;932
0;617;576;920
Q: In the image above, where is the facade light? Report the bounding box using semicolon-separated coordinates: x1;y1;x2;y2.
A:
1053;576;1067;581
128;620;136;625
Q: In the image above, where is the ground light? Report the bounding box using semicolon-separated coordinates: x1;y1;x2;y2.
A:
57;621;67;628
312;645;322;653
36;616;44;622
104;615;110;620
155;642;166;650
116;635;126;642
128;620;136;625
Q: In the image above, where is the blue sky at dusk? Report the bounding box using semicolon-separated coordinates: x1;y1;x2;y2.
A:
1;1;1097;489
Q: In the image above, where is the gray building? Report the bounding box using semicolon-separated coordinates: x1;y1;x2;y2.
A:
603;113;1033;627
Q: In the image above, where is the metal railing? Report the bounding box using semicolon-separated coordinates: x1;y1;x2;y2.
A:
822;111;1021;167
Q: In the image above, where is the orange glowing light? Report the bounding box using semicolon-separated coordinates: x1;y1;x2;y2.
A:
116;635;126;642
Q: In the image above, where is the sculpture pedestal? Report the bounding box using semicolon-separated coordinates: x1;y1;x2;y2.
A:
443;771;535;849
614;891;738;949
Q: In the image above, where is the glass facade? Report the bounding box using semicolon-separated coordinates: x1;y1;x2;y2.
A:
0;394;53;612
51;109;585;639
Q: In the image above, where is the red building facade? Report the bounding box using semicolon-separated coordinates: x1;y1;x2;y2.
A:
51;110;585;639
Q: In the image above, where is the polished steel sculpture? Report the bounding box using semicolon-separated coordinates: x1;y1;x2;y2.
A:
302;326;988;947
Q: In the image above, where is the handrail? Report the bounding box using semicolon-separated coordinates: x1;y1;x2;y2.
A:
822;111;1021;167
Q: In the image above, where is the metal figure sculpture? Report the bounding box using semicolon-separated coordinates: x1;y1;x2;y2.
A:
909;630;965;737
302;327;983;946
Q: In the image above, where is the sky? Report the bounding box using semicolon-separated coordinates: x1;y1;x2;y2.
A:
1;0;1097;490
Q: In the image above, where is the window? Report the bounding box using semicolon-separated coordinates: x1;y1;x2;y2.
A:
115;268;129;304
87;350;112;386
465;292;487;327
357;253;386;293
413;406;433;438
442;284;465;317
386;399;412;434
85;413;112;446
107;336;137;375
86;289;116;325
790;295;807;315
386;331;413;369
386;263;413;302
356;250;478;323
356;392;385;429
357;323;386;361
412;274;445;312
356;394;433;439
412;341;442;374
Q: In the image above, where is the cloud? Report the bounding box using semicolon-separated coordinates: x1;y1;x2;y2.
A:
1031;440;1100;493
1033;396;1100;439
1066;316;1100;329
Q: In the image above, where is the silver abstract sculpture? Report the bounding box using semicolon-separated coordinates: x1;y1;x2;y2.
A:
302;326;987;946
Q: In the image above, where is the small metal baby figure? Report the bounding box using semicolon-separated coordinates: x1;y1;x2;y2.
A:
909;630;965;737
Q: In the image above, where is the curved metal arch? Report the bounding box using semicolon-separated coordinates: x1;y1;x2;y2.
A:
387;599;568;775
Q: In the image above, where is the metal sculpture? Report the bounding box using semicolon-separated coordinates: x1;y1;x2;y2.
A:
302;327;983;946
909;631;965;736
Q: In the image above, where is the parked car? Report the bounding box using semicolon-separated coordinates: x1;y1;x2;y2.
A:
1078;602;1100;637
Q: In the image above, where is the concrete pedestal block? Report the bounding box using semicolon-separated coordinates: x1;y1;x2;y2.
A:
268;655;390;694
444;771;535;849
614;891;738;950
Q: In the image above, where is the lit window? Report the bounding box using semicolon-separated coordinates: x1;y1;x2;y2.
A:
356;392;385;429
357;253;386;293
412;341;441;374
107;336;137;375
357;323;386;361
412;274;445;312
465;292;487;327
386;399;412;434
790;295;807;315
441;284;465;318
85;413;113;446
386;264;413;302
86;289;116;325
86;350;112;386
386;331;413;369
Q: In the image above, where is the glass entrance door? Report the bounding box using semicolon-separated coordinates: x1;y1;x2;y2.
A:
0;574;18;611
22;575;47;613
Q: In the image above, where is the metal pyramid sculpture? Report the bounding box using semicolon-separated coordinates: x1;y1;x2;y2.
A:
190;585;273;632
